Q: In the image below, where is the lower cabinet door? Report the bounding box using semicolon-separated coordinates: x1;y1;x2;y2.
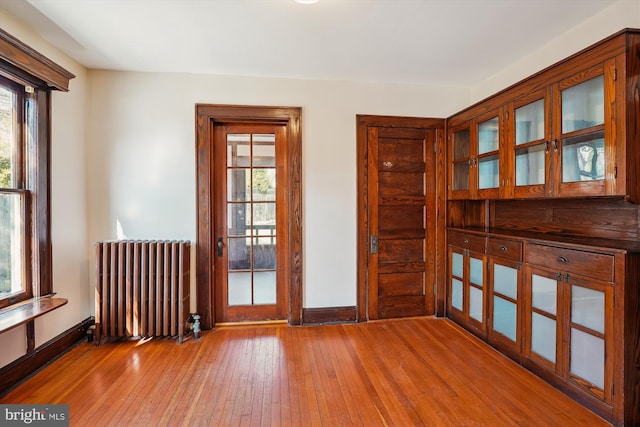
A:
487;258;521;356
524;265;561;373
567;275;613;403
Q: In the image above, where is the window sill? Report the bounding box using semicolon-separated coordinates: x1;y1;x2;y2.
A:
0;297;68;334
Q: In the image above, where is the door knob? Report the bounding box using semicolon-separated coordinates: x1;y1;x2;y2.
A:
217;237;224;256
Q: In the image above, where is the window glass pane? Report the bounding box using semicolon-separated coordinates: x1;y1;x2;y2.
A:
571;328;604;389
227;134;251;167
493;264;517;299
478;117;498;154
469;286;483;322
531;312;556;363
451;278;463;311
0;192;23;296
451;252;463;278
469;257;483;287
562;133;604;183
252;169;276;201
478;155;498;189
572;285;605;334
452;162;469;191
254;271;276;304
515;99;544;145
253;239;276;270
453;129;470;160
493;296;516;341
228;237;250;270
0;86;16;188
227;203;250;236
531;274;557;315
515;144;545;186
562;75;604;133
227;169;249;201
252;134;275;167
228;272;251;306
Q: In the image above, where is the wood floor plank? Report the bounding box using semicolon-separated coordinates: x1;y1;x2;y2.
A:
0;318;611;426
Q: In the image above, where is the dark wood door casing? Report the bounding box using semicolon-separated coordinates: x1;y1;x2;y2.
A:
195;105;302;329
357;115;446;321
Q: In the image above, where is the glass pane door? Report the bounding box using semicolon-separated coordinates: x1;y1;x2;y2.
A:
227;133;277;306
515;99;546;187
570;285;605;389
477;117;499;192
530;273;558;364
452;128;470;192
560;75;605;184
491;263;518;342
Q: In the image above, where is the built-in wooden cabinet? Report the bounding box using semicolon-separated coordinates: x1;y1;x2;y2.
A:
443;29;640;425
447;30;640;203
446;228;638;425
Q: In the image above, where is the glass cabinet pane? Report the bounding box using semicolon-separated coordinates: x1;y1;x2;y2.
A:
493;264;517;299
453;129;470;160
562;132;604;183
531;274;557;315
571;328;604;389
572;285;604;334
515;144;545;186
515;99;545;145
451;278;463;310
478;155;499;189
493;296;517;341
531;312;556;363
478;117;499;154
469;257;483;287
451;252;463;278
469;286;483;322
562;75;604;133
452;162;469;191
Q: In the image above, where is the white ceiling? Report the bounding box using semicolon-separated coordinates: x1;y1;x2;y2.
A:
0;0;619;87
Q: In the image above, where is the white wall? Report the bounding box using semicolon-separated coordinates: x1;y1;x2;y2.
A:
86;72;469;310
0;10;89;367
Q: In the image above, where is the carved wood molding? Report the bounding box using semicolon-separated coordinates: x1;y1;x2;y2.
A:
0;28;75;91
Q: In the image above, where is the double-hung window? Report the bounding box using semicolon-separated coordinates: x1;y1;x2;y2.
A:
0;29;74;309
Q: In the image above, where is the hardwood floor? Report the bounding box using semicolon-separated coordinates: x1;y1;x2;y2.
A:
1;317;609;426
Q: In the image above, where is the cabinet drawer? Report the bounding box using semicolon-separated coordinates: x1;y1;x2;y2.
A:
487;237;522;262
525;243;614;282
448;230;486;253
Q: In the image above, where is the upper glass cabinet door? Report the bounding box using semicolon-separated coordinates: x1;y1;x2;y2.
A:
514;99;546;187
562;76;604;133
477;117;499;191
451;128;471;192
560;75;605;184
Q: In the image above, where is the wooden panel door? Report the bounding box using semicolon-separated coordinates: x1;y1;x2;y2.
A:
365;125;437;319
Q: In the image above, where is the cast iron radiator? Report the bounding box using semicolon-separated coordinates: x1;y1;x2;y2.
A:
95;240;191;343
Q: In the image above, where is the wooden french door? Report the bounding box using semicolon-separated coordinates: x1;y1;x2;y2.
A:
357;116;443;320
213;124;288;323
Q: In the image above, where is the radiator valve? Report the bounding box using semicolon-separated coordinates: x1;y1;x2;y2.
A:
192;314;201;340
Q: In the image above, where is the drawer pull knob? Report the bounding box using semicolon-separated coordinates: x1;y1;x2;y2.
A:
558;256;568;263
499;245;507;252
463;238;469;244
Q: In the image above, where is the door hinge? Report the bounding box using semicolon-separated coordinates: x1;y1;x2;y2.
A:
434;140;437;153
613;69;617;81
433;283;437;296
614;165;618;178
